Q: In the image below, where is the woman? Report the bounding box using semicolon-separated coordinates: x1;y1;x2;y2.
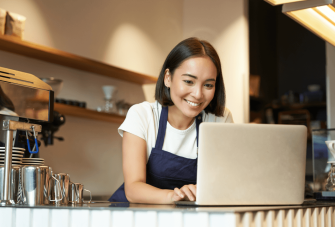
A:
109;37;234;204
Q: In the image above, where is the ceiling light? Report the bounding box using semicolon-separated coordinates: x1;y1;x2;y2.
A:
281;0;335;46
265;0;308;6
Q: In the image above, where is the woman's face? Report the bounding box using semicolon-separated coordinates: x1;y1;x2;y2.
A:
164;56;217;119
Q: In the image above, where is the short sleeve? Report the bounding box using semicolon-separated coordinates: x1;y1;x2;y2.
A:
118;102;152;141
203;107;234;123
224;108;234;123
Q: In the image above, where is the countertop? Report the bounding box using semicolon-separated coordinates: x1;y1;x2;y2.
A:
3;199;335;213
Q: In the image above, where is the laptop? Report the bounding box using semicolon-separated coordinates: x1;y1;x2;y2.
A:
175;123;307;206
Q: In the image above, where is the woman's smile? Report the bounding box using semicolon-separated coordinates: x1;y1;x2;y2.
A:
185;99;202;107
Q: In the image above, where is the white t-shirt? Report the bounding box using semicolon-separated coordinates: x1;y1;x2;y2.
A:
118;101;234;160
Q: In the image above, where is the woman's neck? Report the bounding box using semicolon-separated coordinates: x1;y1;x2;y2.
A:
167;105;195;130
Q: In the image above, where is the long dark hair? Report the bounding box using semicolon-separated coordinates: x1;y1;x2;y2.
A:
155;37;226;116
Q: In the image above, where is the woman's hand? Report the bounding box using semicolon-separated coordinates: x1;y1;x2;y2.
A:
171;184;197;202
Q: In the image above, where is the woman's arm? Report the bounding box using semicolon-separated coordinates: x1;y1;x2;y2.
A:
122;132;196;204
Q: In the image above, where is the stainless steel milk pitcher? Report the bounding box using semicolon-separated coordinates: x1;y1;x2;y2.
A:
38;166;52;204
0;166;20;204
20;165;45;206
69;182;92;204
20;165;57;206
53;173;70;204
49;173;63;204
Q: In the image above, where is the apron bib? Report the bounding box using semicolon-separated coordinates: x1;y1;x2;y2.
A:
108;106;202;202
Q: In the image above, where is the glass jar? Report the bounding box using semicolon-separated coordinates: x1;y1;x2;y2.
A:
325;162;335;191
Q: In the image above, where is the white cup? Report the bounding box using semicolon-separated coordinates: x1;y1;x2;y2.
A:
325;140;335;159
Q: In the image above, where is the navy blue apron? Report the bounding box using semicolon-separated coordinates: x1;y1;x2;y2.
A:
108;106;202;202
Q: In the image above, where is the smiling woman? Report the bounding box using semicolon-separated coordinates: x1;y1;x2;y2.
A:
108;37;234;204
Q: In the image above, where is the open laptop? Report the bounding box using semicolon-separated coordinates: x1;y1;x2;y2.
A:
175;123;307;206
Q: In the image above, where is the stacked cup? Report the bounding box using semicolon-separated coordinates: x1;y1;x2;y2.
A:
0;146;24;166
22;158;45;165
0;147;24;203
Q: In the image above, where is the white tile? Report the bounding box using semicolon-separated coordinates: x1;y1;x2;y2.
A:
0;207;14;227
157;212;175;227
90;210;111;227
134;211;157;227
32;209;50;227
15;208;31;227
184;212;209;227
172;212;183;227
209;213;235;227
70;210;90;227
50;209;70;227
112;210;134;227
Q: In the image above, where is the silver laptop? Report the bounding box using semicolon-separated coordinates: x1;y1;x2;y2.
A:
175;123;307;206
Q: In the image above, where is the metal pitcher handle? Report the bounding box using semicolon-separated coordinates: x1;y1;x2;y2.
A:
69;181;78;204
83;189;92;203
49;175;63;202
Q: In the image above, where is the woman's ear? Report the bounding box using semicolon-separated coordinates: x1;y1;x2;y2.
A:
164;69;171;88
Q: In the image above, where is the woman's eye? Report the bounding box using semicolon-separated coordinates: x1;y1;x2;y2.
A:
183;80;193;85
204;84;214;88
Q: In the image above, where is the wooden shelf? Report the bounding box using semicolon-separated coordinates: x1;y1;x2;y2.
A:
0;35;157;84
270;102;327;110
54;103;125;124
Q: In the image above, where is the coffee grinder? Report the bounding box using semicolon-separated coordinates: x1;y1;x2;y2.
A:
0;66;54;205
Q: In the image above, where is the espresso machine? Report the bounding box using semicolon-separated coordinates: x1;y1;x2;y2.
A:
0;66;54;205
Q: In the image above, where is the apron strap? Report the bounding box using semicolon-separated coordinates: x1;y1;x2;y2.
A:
155;106;203;150
195;113;202;148
155;106;168;150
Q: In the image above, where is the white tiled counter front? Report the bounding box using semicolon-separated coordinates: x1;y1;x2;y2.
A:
0;201;335;227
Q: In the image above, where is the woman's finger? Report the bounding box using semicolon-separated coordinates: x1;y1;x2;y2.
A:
174;187;184;199
181;186;195;201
